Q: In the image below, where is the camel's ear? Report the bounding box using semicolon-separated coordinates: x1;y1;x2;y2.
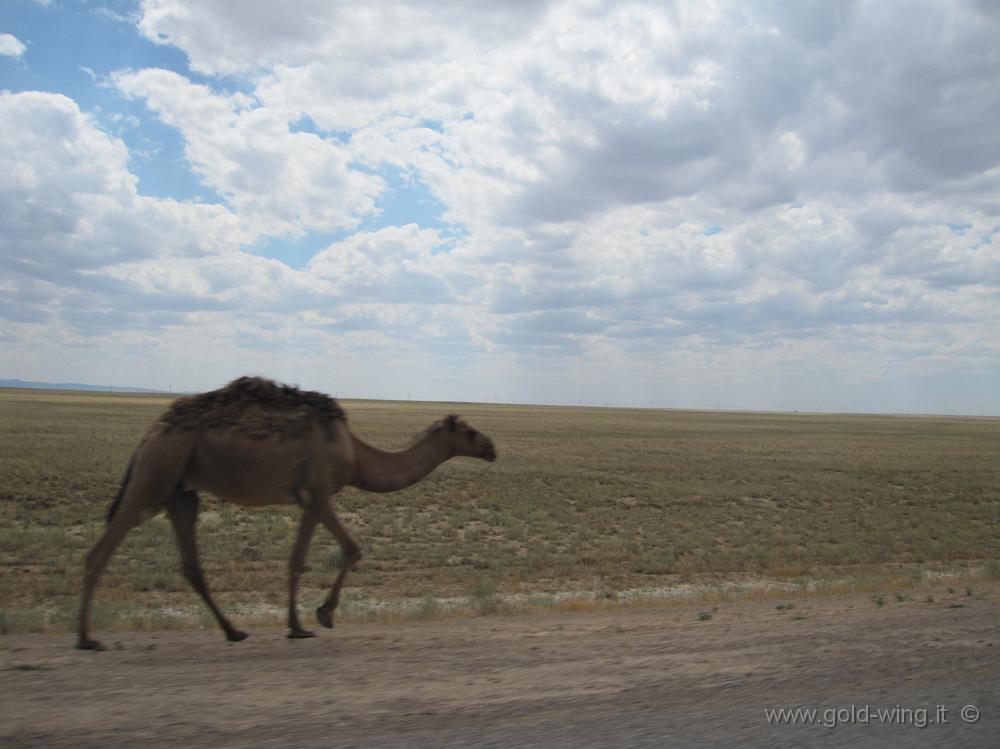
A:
446;414;458;432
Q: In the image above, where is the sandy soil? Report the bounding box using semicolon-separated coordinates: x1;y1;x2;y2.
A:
1;582;997;748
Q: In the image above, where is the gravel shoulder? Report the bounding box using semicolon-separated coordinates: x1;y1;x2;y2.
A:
1;582;997;748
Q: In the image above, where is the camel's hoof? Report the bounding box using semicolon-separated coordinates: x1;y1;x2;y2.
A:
287;628;316;639
316;607;334;629
76;637;105;651
226;630;249;643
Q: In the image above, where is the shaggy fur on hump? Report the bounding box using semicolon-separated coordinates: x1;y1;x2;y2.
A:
161;377;346;438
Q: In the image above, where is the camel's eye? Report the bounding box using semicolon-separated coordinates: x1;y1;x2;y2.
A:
466;429;477;443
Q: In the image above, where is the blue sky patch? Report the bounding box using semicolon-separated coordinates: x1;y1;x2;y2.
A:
970;225;999;251
0;0;217;203
365;165;455;235
1;1;189;99
250;230;348;270
289;113;352;144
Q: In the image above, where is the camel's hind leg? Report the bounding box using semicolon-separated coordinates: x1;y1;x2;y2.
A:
167;490;247;643
78;430;194;651
77;499;147;650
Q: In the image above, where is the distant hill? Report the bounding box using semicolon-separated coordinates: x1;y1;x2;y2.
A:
0;378;165;394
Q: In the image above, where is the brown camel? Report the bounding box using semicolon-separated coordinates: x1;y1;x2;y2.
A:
77;377;497;650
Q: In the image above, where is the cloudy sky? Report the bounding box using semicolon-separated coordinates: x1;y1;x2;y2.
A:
1;1;998;413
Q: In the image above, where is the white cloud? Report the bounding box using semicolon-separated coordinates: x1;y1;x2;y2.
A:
114;68;383;239
3;1;999;410
0;33;26;57
0;91;256;345
0;91;246;272
0;90;484;395
307;225;453;303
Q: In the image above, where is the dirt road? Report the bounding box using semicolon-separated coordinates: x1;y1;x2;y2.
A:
2;582;997;748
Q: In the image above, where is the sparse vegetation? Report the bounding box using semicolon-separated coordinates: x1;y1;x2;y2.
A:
417;594;440;619
1;388;998;633
10;663;51;671
467;579;499;615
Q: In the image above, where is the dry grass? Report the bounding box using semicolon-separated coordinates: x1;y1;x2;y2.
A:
1;387;998;634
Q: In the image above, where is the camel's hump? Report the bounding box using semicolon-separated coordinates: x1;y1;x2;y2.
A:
160;377;346;436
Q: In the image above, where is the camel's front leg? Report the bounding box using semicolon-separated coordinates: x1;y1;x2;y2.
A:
315;505;362;629
287;505;321;638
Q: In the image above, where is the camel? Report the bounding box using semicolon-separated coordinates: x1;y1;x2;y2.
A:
77;376;497;650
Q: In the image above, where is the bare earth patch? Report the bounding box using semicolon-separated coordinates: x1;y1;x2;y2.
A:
1;582;997;748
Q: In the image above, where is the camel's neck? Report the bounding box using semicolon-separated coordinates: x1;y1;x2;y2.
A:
348;432;451;493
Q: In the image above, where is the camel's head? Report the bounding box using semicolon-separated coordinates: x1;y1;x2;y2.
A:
431;415;497;462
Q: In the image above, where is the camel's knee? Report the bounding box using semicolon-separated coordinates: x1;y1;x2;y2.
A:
344;541;361;564
83;543;111;579
180;561;203;585
82;567;100;589
84;547;101;573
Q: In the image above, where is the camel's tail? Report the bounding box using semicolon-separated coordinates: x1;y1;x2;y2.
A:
106;455;136;524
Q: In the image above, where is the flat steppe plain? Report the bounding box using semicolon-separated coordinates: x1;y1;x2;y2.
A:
1;387;998;630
